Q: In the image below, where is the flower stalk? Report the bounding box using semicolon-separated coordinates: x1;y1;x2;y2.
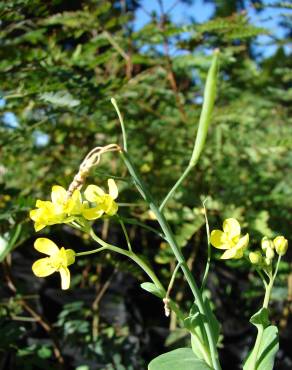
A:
119;150;221;370
88;228;185;322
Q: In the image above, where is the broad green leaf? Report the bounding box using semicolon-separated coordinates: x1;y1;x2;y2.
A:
185;303;207;342
185;296;220;362
243;326;279;370
250;308;270;328
184;304;208;361
148;348;212;370
140;282;165;298
165;329;188;347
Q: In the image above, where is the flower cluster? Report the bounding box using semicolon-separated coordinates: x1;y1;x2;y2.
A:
30;179;119;231
210;218;249;259
30;179;119;289
210;217;288;265
249;235;288;267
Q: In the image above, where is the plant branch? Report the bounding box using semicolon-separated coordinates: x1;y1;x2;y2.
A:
89;228;185;322
119;150;221;370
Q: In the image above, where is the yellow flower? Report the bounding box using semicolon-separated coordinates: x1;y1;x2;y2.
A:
30;186;82;231
83;179;119;220
210;218;249;259
32;238;75;290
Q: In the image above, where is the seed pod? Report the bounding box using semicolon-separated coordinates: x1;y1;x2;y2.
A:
190;49;220;166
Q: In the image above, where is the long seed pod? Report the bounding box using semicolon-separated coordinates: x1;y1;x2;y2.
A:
159;49;220;211
190;49;220;165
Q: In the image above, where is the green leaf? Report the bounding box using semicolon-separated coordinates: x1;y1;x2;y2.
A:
203;293;220;345
148;348;212;370
39;91;80;108
250;308;270;328
184;304;208;361
243;326;279;370
140;282;165;298
165;329;188;347
0;224;22;262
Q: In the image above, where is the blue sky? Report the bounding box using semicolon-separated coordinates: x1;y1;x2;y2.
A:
134;0;291;57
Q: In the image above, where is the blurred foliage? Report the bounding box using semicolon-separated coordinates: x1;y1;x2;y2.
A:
0;0;291;369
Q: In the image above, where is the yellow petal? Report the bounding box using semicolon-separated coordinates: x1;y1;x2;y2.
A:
233;248;244;259
66;249;76;266
105;200;118;216
235;234;249;250
59;266;70;290
220;238;247;260
84;185;105;202
36;200;52;208
29;209;39;221
66;190;82;215
34;238;59;256
101;195;118;216
32;258;57;277
34;222;46;232
82;207;104;220
108;179;118;200
51;185;67;204
223;218;241;239
210;230;229;249
220;248;238;260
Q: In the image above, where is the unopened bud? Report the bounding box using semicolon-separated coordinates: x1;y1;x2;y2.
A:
261;237;274;252
274;236;288;256
249;251;262;265
265;257;272;266
266;246;275;260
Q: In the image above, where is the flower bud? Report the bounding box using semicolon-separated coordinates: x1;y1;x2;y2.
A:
261;237;273;251
265;257;272;266
249;251;262;265
265;246;275;260
274;236;288;256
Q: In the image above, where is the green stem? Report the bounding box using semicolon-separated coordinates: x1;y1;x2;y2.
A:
249;255;282;370
76;246;107;256
250;275;274;370
120;150;221;370
111;97;128;151
89;229;185;322
201;199;211;290
159;164;194;211
272;255;281;281
117;216;132;251
165;262;182;299
117;215;166;240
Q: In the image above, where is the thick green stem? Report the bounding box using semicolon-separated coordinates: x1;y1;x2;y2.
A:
120;150;221;370
89;229;185;322
250;276;274;370
250;255;281;370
